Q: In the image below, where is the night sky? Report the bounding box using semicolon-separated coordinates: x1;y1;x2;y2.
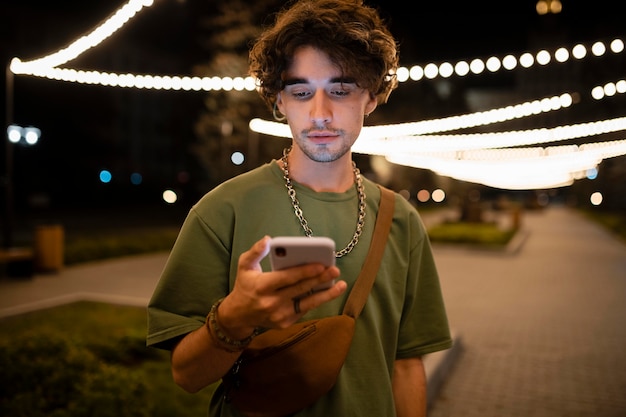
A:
1;0;624;213
4;1;624;82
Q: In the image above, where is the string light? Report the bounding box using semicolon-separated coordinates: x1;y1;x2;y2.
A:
386;139;626;190
11;0;155;72
249;93;626;190
7;0;626;190
19;34;621;91
353;116;626;154
250;91;586;142
8;0;624;90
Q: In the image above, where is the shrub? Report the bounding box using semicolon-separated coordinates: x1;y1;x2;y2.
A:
428;221;516;247
64;228;179;265
0;331;150;417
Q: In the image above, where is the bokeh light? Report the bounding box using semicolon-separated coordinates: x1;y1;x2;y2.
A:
99;170;112;183
432;189;446;203
417;189;430;203
130;172;143;185
162;189;178;204
590;192;603;206
231;151;245;165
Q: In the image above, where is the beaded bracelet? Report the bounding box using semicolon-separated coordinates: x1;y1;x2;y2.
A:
206;298;259;352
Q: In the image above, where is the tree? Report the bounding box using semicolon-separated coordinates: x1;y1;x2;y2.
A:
189;0;286;192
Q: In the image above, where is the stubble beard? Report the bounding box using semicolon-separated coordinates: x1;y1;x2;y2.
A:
297;130;352;163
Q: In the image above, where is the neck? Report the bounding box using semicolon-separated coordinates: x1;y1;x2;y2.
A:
279;147;355;193
279;145;367;258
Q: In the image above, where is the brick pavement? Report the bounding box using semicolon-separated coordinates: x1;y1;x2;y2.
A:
428;206;626;417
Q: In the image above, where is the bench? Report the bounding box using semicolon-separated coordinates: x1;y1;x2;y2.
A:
0;247;34;278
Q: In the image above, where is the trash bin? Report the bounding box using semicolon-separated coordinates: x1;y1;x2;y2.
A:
511;207;522;230
34;224;64;273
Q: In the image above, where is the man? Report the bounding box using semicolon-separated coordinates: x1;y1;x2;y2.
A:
147;0;452;416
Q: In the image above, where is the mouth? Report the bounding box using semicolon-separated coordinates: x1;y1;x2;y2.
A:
307;130;339;143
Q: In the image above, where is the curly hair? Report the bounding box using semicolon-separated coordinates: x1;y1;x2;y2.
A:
249;0;399;111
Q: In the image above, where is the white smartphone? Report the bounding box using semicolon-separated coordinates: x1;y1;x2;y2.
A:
269;236;336;294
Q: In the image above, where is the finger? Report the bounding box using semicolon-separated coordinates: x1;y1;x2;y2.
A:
268;263;325;290
274;264;339;296
237;236;271;272
293;280;348;314
296;266;341;298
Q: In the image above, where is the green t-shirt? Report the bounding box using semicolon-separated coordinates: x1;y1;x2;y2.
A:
147;161;452;416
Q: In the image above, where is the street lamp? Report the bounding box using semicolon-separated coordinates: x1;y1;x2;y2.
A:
3;124;41;249
3;63;14;249
3;62;42;248
7;125;41;146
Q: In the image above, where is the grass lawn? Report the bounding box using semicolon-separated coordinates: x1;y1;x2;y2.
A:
428;221;517;248
0;301;216;417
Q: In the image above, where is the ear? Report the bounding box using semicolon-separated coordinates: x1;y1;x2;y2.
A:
276;92;285;114
273;92;288;122
364;93;378;116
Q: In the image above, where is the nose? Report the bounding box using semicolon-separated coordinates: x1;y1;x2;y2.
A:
310;90;332;125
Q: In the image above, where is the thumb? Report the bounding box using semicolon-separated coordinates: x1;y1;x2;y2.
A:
238;235;271;272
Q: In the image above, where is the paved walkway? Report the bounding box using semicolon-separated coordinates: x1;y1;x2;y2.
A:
0;251;168;317
429;206;626;417
1;205;625;416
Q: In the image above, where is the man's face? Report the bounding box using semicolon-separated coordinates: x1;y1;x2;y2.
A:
276;46;377;163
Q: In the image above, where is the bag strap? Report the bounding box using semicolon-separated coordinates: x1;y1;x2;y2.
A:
342;185;395;319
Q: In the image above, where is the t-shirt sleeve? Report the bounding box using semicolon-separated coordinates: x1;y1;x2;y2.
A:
146;208;231;350
396;209;453;358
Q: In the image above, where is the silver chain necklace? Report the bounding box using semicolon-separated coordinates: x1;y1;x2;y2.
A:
280;147;366;258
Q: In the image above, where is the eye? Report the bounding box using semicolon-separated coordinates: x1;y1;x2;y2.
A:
284;85;312;99
329;83;356;97
331;89;349;97
292;90;311;99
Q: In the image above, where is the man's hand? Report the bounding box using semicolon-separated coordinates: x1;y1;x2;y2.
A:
217;236;347;337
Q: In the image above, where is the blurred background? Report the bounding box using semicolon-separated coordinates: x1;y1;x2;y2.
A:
1;0;625;248
2;4;624;415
